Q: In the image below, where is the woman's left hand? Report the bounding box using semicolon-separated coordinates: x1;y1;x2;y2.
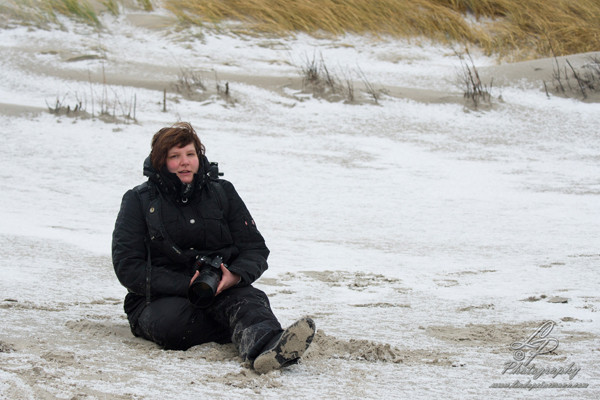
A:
216;264;241;296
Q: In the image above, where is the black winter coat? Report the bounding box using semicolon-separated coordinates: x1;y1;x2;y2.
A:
112;156;269;319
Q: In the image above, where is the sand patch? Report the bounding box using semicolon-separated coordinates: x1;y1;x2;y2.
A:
297;270;406;292
0;299;66;312
426;322;538;347
521;294;548;302
351;302;411;308
256;277;289;287
304;330;454;366
0;340;15;353
182;342;240;363
426;321;599;352
434;279;460;287
65;319;132;339
41;350;77;365
520;294;570;303
449;269;497;276
211;369;283;391
457;303;495;312
539;261;566;268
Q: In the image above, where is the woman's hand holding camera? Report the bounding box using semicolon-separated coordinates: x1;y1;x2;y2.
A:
216;264;241;295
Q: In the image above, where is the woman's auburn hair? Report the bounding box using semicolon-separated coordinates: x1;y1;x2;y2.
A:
150;122;205;171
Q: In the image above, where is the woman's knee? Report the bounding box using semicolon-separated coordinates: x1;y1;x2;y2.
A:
137;296;228;350
221;285;272;308
137;297;195;349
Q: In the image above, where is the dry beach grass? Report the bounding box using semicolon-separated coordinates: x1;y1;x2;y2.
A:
164;0;600;60
2;0;600;60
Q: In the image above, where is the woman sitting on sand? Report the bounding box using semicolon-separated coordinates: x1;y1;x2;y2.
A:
112;121;315;373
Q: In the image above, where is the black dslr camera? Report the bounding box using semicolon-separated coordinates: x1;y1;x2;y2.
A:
188;255;223;308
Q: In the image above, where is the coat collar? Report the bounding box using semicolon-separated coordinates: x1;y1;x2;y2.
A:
142;155;212;203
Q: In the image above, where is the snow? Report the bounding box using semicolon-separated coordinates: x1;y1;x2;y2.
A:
0;9;599;400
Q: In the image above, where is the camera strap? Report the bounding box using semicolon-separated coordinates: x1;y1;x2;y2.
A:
136;181;191;265
144;238;151;306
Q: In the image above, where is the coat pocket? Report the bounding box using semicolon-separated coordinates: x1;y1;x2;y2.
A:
200;207;233;249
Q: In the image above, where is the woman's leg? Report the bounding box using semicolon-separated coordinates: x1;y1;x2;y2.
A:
135;296;230;350
205;286;283;360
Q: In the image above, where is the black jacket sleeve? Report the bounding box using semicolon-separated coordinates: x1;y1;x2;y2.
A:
220;180;270;286
112;189;190;298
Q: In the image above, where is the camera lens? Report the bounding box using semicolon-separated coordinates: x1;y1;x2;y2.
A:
188;265;222;308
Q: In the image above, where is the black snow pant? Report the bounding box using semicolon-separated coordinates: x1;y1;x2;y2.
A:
131;286;283;361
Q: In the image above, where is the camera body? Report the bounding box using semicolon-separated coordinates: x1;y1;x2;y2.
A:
188;255;223;308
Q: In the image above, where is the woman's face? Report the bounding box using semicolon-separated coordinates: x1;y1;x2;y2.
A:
166;143;199;184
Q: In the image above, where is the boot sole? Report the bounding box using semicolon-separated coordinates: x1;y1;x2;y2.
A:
253;317;316;374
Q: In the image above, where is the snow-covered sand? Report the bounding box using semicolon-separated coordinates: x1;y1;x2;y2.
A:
0;7;599;400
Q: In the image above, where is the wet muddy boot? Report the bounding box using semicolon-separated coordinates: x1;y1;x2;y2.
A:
253;317;316;374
